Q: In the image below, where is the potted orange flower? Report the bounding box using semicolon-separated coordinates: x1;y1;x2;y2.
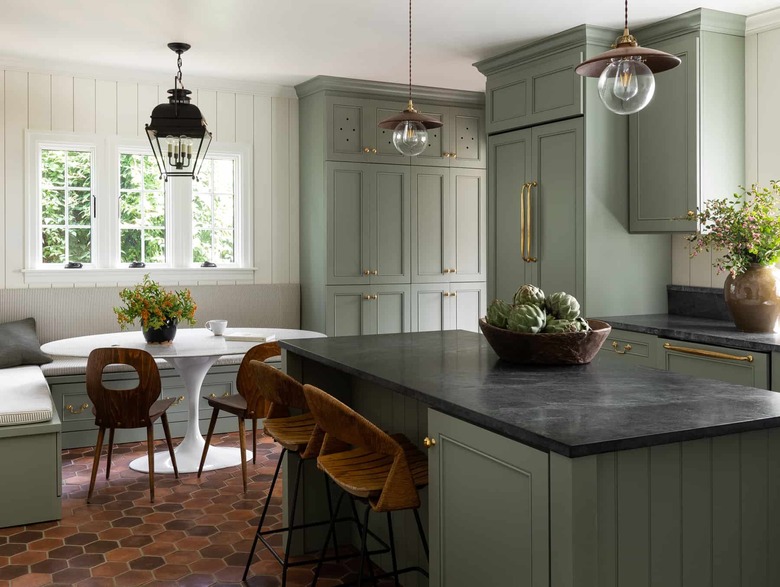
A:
114;274;197;343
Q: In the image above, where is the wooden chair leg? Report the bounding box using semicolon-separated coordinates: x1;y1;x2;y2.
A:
238;418;247;493
252;418;258;464
146;425;155;503
198;407;220;478
106;428;115;479
87;427;105;504
160;413;178;479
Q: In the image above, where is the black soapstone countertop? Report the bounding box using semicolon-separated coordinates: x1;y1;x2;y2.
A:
600;313;780;353
280;330;780;458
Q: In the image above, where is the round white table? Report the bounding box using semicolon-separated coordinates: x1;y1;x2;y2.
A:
41;328;325;474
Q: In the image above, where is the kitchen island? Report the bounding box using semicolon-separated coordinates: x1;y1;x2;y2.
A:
281;330;780;587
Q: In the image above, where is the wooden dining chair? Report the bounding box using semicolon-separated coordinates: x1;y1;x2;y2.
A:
303;383;429;586
85;348;178;504
197;342;281;492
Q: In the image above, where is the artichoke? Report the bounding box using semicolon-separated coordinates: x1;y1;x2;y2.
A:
513;284;545;308
486;299;513;329
575;317;591;332
545;292;581;320
543;317;590;333
507;304;546;334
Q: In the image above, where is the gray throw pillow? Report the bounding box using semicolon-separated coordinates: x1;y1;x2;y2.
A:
0;318;53;368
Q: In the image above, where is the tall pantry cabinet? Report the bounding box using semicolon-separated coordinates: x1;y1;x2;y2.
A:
475;26;671;316
296;76;487;337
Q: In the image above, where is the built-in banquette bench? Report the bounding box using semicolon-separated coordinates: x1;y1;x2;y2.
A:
0;283;299;528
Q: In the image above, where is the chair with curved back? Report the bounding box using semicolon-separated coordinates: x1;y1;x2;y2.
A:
197;341;281;492
304;383;429;586
85;347;178;504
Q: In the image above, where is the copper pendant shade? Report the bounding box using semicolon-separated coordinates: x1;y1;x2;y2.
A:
575;31;681;78
377;100;443;130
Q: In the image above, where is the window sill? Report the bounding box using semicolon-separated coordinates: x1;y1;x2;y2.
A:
22;267;256;286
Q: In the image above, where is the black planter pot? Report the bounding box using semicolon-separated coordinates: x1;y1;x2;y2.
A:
142;320;178;344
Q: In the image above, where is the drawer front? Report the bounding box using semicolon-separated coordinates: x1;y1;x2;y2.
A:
598;329;657;368
658;338;769;389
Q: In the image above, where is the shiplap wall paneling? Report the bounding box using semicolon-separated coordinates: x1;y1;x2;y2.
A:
5;71;28;288
0;71;5;289
253;95;273;284
95;80;117;135
74;78;96;133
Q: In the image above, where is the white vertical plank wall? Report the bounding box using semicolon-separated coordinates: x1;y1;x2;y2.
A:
0;63;299;289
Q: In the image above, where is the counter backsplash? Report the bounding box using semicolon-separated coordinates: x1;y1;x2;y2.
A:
667;284;730;321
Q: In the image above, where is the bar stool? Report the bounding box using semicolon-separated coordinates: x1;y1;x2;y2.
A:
197;342;281;492
241;361;343;586
304;383;429;586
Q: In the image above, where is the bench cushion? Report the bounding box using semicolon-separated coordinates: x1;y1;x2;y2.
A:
0;366;53;426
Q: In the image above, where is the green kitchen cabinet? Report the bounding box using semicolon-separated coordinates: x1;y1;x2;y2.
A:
327;162;411;286
597;328;659;369
479;25;671;317
410;282;487;333
629;10;745;232
411;167;486;284
297;76;484;335
325;284;411;337
658;338;769;389
427;408;550;587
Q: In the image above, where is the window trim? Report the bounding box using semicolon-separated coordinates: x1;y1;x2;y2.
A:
24;131;254;285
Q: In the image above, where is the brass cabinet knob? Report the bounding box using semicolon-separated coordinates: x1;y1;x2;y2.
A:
363;147;371;153
443;292;450;297
363;269;371;276
451;291;457;297
450;153;457;159
444;152;451;158
371;148;377;154
363;294;371;300
65;403;89;415
443;268;451;274
423;437;436;448
371;270;378;275
372;294;378;300
451;268;457;273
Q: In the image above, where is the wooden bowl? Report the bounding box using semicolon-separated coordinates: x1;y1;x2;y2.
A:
478;318;611;365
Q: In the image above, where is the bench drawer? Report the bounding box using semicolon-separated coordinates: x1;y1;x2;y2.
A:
598;329;658;368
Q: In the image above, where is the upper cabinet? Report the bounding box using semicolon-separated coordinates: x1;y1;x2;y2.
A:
628;10;746;232
411;105;486;168
477;47;584;135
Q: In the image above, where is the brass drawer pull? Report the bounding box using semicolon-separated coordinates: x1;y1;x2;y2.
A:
663;342;753;363
208;392;232;399
165;395;185;405
423;436;436;448
611;341;633;355
65;403;89;415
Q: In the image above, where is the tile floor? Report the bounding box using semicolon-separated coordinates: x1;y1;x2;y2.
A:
0;432;399;587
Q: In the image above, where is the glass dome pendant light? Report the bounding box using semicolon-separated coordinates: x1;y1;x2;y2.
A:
575;0;681;115
377;0;443;156
145;43;213;181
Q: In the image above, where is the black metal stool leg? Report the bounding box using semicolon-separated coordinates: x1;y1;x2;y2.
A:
312;490;346;586
280;455;305;587
386;512;400;586
349;498;376;582
242;447;286;581
324;475;341;560
356;504;374;587
413;507;429;561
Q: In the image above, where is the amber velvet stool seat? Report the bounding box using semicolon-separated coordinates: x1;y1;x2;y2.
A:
197;342;281;492
85;348;178;504
304;384;429;586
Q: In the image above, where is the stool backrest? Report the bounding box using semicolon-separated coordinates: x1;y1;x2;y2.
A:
236;342;281;418
303;384;418;511
249;360;308;417
86;348;161;429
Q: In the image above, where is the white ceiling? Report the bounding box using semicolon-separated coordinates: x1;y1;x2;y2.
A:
0;0;775;92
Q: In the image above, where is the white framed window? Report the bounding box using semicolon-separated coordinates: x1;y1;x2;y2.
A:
24;131;253;284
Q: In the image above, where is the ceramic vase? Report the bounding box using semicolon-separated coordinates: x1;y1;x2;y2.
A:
142;319;178;344
724;263;780;333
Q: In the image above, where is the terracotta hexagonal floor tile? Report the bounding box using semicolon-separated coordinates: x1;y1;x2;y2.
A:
7;572;52;587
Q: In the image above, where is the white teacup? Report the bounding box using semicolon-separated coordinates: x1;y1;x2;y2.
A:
206;320;228;336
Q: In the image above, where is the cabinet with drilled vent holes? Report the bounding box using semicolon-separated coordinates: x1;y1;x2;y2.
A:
297;76;486;337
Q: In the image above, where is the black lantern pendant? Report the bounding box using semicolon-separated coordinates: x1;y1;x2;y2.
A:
146;43;212;181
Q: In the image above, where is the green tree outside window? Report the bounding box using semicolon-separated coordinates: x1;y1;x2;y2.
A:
119;153;166;264
193;158;235;264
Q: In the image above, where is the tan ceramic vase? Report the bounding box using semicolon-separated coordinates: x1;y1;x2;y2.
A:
724;263;780;333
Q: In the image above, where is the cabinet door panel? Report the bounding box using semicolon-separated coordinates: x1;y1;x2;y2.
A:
411;284;449;332
489;129;532;302
411;103;448;167
451;169;486;282
533;118;584;302
428;409;549;587
412;168;450;283
373;285;411;334
326;97;369;162
659;338;768;389
371;166;410;284
451;283;486;333
327;164;370;285
370;100;411;163
326;286;369;337
450;107;485;168
630;35;699;232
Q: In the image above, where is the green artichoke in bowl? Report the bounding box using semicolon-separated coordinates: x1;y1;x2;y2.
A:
513;284;545;308
507;304;547;334
486;299;513;329
545;292;581;320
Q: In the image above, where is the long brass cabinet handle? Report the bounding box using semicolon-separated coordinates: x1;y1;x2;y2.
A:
65;403;89;415
520;182;529;262
662;342;753;363
611;341;632;354
525;181;538;263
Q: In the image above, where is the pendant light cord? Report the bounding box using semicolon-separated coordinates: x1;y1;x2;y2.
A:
408;0;413;105
624;0;629;32
176;52;184;90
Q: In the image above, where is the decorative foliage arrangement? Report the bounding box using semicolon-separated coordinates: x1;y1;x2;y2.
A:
114;274;197;331
686;182;780;276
